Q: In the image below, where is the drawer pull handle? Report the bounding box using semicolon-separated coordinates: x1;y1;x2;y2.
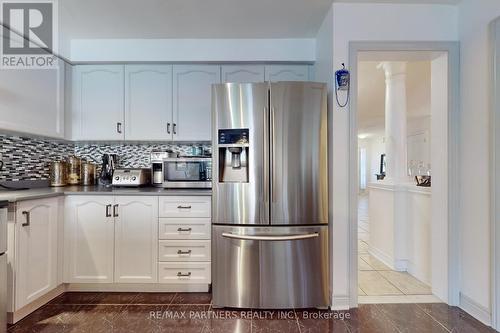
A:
177;227;192;232
177;272;191;277
177;249;192;255
177;205;192;209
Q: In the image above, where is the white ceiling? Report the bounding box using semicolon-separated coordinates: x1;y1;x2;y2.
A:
59;0;459;40
357;61;431;135
60;0;333;39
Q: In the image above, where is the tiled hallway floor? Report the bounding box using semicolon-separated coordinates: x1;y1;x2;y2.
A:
7;292;496;333
358;194;438;303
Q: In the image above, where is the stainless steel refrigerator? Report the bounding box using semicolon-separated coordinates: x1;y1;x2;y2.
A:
211;81;329;309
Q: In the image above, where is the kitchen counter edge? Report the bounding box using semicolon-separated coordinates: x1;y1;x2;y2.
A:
0;186;212;203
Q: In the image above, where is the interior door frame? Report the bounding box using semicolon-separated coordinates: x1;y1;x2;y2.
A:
347;41;461;307
490;16;500;331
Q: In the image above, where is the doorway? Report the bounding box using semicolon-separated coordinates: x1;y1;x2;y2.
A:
348;42;461;307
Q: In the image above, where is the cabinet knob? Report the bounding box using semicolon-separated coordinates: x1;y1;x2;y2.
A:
173;123;177;135
177;272;191;277
167;123;171;134
113;204;119;217
116;122;122;134
21;211;30;227
105;204;112;217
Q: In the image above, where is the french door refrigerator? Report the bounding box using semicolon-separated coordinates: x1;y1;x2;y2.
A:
212;81;329;309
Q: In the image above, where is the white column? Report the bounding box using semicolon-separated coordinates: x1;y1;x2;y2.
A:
379;62;408;183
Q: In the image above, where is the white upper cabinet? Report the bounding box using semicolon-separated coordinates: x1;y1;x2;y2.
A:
125;65;173;141
0;60;65;139
221;65;265;83
15;198;58;310
173;65;221;141
72;65;125;141
264;65;309;82
114;196;158;283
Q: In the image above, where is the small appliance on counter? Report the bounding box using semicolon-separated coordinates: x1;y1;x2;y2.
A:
151;151;178;187
162;156;211;188
81;162;97;186
98;154;117;186
112;168;151;187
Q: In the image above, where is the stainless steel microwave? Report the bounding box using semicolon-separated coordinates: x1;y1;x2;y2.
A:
152;156;212;188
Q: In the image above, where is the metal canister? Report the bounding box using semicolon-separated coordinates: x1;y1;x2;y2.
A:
49;161;67;187
81;162;96;186
67;156;82;185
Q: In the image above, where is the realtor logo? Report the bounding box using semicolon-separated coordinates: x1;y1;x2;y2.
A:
1;0;58;68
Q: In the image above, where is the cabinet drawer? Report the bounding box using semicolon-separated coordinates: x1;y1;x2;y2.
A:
159;218;211;240
158;262;211;284
159;240;211;262
159;196;211;218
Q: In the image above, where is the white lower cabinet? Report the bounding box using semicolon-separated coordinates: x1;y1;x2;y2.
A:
64;195;158;284
114;196;158;283
64;196;114;283
12;198;59;310
158;262;211;285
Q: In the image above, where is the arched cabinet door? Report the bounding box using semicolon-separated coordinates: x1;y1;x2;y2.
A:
221;65;265;83
72;65;125;140
125;65;173;141
113;196;158;283
15;198;58;310
64;196;114;283
173;65;221;141
264;65;309;82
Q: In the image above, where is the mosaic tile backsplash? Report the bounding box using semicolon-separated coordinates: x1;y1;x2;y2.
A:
0;134;211;182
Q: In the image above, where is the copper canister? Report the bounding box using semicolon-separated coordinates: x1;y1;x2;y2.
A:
67;156;82;185
49;161;67;187
81;162;96;186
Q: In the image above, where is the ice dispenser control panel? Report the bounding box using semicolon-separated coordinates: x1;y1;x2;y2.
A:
218;129;249;183
218;129;249;145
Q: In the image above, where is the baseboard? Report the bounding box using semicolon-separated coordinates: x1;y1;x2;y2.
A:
394;259;409;272
459;292;492;326
368;247;395;270
66;283;210;293
407;262;431;286
331;294;350;310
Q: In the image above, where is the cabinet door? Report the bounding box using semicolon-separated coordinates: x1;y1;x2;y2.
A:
73;65;124;140
15;198;58;310
264;65;309;82
125;65;173;141
0;60;65;138
221;65;265;83
64;196;114;283
114;196;158;283
173;65;221;141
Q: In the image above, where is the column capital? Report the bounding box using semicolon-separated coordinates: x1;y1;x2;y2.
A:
377;61;407;79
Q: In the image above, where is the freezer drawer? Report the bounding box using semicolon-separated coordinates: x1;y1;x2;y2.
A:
212;225;329;309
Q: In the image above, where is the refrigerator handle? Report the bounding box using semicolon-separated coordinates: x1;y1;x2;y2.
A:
222;232;319;241
263;106;269;215
271;106;276;203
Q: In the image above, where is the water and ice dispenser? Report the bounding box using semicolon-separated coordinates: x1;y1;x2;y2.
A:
218;129;249;183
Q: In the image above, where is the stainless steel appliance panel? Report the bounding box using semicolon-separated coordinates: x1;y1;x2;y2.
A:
0;203;7;333
212;225;329;309
212;83;269;224
270;82;328;225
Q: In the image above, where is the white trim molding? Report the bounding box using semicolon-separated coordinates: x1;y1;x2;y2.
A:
460;293;492;327
348;41;461;308
490;16;500;332
331;295;350;310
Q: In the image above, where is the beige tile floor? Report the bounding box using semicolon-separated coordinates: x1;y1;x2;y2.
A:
357;194;433;298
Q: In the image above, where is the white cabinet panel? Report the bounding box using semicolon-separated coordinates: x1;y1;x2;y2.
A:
73;65;124;140
15;198;58;310
264;65;309;82
125;65;173;141
64;196;114;283
158;240;211;262
221;65;265;83
114;196;158;283
159;218;211;240
159;196;211;218
0;61;64;138
173;65;220;141
158;262;211;284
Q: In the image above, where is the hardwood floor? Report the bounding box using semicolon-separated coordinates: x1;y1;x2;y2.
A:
7;292;496;332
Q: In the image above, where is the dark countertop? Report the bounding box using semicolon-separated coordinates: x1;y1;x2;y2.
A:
0;186;212;203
